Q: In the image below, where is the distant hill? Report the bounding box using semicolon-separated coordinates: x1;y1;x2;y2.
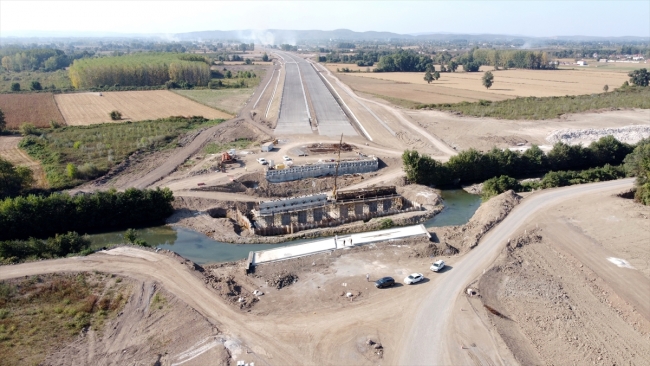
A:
174;29;650;43
2;28;648;44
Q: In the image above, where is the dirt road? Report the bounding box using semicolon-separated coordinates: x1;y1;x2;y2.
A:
397;178;636;365
129;62;278;189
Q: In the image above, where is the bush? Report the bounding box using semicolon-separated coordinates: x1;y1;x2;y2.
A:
10;82;20;92
482;175;521;200
19;123;38;136
0;232;91;263
378;218;394;230
30;81;43;91
109;110;122;120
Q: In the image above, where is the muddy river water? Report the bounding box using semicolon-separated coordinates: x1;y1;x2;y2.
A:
89;190;481;264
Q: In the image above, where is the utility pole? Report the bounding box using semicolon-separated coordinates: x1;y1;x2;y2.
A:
332;133;343;201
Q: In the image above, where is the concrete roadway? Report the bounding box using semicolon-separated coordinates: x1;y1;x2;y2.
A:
274;55;313;135
284;53;358;137
396;178;636;365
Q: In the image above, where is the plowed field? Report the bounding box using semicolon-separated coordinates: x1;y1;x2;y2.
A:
0;136;47;188
55;90;231;125
0;93;65;129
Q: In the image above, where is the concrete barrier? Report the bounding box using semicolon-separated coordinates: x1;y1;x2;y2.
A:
265;158;378;183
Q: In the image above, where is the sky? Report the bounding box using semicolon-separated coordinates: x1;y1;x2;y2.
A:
1;0;649;38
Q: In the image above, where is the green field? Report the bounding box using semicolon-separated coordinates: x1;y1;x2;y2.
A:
173;88;254;115
0;69;72;93
416;86;650;119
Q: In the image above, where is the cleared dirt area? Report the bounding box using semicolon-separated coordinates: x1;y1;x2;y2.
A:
0;93;65;129
447;185;650;366
0;136;47;187
406;108;650;151
55;90;231;125
333;68;630;105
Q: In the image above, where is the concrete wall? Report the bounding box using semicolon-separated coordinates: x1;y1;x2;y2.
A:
265;158;378;183
258;194;328;215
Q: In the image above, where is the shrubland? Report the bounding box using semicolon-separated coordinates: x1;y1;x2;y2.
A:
19;116;223;189
0;273;128;365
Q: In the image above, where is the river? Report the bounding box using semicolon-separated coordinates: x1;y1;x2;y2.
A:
89;189;481;264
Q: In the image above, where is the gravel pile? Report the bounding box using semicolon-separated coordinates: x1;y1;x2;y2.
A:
546;125;650;145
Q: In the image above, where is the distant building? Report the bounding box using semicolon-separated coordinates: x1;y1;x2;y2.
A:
577;60;588;66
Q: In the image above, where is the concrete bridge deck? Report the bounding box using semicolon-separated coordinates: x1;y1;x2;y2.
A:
250;224;430;265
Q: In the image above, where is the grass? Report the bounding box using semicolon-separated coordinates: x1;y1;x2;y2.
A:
365;92;423;109
150;292;167;310
172;88;254;115
0;93;66;129
19;116;224;189
0;69;72;93
0;273;128;365
203;138;252;155
416;86;650;119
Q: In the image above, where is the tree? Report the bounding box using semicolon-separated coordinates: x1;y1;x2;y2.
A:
482;175;521;200
433;71;440;80
0;157;34;198
109;110;122;120
623;138;650;205
425;64;435;73
66;163;78;178
30;81;42;91
262;53;269;62
10;82;20;92
123;228;138;243
448;61;458;72
482;71;494;89
424;71;434;84
628;68;649;87
245;58;252;65
0;108;5;131
603;84;609;93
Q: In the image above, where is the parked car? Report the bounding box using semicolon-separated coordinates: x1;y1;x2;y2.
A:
257;158;268;165
430;260;445;272
374;277;395;289
283;155;292;162
404;273;424;285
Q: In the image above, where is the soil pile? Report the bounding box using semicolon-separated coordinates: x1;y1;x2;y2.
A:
431;190;521;254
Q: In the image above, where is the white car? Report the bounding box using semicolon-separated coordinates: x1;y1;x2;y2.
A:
257;158;268;165
404;273;424;285
283;155;292;162
430;260;445;272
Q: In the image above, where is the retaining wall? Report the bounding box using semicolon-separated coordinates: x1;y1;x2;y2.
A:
265;158;378;183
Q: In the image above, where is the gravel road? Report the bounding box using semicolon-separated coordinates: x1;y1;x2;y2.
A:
397;178;635;365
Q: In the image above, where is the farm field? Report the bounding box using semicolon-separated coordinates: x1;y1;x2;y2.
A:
172;89;253;115
54;90;231;125
0;93;65;129
0;136;47;187
330;66;630;105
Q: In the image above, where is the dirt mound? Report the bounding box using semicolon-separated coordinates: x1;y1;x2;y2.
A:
204;272;258;309
264;270;299;289
397;184;442;209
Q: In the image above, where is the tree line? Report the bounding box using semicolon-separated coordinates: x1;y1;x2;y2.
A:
1;47;94;72
402;136;634;187
375;50;434;72
457;48;556;71
0;188;174;241
0;231;91;264
68;53;211;89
